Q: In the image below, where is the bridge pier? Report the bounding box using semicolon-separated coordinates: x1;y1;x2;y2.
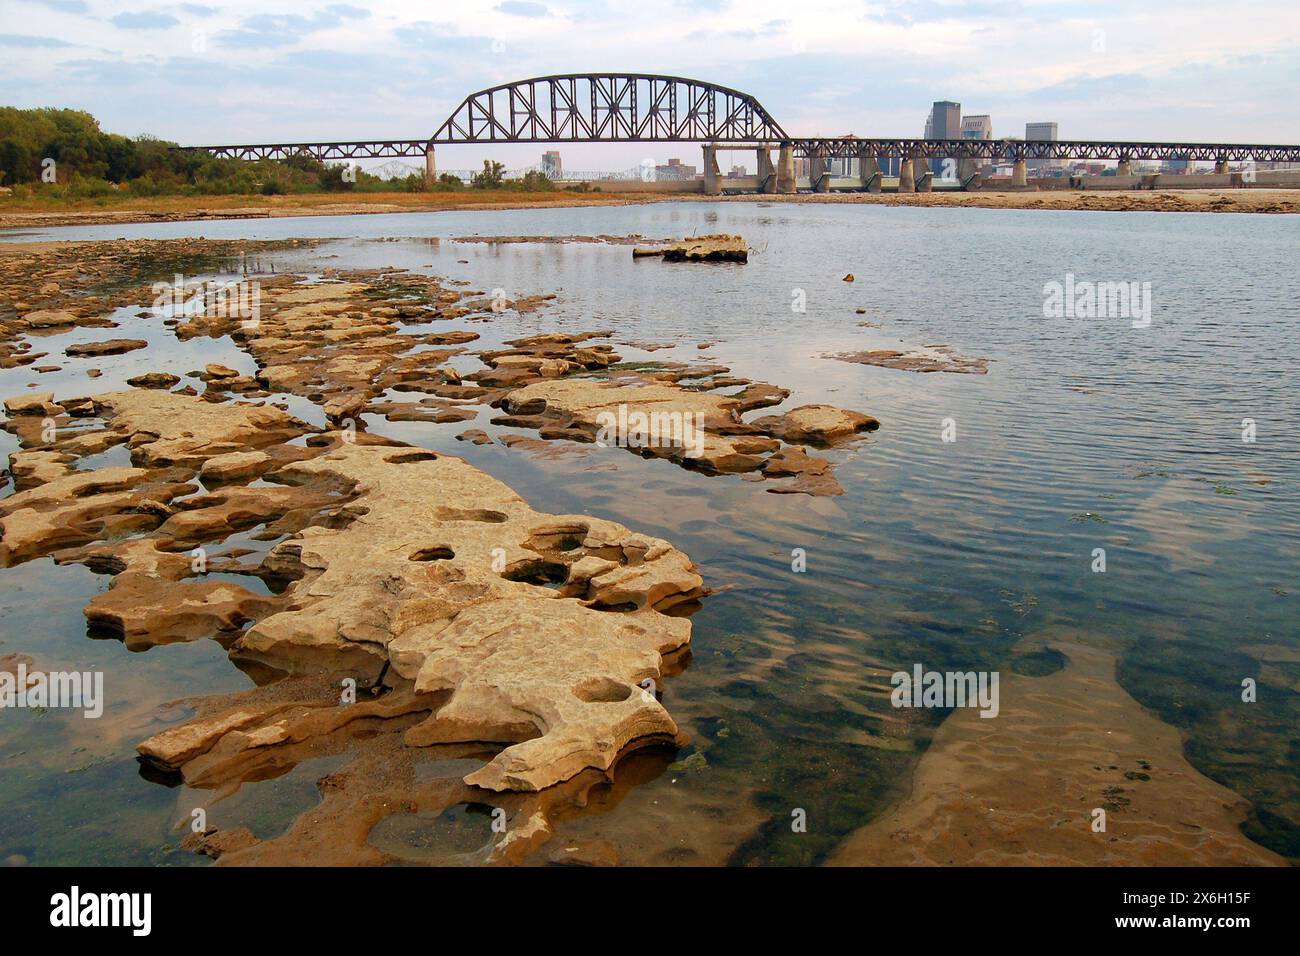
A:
958;157;981;191
1011;158;1028;188
703;144;721;195
810;148;831;193
424;145;437;188
898;157;915;192
776;144;796;193
1215;159;1230;174
857;147;882;192
914;154;933;192
1115;159;1132;177
757;145;776;193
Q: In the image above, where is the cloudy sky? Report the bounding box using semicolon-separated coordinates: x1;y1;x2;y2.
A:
1;0;1297;173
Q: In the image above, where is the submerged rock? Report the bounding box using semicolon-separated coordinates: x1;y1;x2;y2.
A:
828;346;989;375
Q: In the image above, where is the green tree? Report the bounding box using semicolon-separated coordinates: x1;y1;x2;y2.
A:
519;169;555;191
470;159;505;189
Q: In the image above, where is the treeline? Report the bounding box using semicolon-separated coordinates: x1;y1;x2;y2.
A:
0;107;561;198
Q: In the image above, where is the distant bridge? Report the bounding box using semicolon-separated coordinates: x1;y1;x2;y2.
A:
182;72;1300;192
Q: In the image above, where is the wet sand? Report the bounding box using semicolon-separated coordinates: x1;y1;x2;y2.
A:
829;636;1283;866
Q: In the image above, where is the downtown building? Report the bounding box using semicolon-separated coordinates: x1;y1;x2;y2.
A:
961;115;994;176
924;101;962;173
654;157;696;180
1025;122;1065;176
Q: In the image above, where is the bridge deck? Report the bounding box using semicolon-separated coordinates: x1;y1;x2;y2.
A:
183;137;1300;165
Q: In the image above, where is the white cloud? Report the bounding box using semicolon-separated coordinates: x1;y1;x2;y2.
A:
0;0;1296;169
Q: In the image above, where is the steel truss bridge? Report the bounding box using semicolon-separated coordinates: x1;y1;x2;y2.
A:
184;72;1300;166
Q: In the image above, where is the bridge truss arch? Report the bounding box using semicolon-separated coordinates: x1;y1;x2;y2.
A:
430;73;788;145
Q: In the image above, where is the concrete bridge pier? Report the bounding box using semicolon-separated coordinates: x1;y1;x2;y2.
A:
1011;158;1028;188
1115;159;1132;177
703;144;721;195
1215;159;1230;174
757;145;776;193
898;157;915;192
856;148;882;192
914;155;933;192
958;157;981;191
810;148;831;193
424;145;437;188
776;144;796;193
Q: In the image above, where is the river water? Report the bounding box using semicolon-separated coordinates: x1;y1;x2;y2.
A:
1;201;1297;865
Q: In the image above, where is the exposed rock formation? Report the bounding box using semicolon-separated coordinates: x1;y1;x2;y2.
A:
217;440;705;792
65;338;148;357
3;380;708;804
632;234;748;262
752;404;880;446
494;374;874;494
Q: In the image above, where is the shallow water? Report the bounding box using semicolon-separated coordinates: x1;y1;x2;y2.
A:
1;202;1297;864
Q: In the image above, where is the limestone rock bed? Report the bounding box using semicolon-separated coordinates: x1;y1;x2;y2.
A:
0;238;880;864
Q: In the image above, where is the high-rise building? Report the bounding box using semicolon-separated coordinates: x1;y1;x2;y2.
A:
541;150;562;178
961;115;993;140
925;101;962;139
1025;122;1061;175
959;116;994;176
923;101;961;173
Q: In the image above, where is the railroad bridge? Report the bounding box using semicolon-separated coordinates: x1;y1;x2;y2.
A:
186;73;1300;193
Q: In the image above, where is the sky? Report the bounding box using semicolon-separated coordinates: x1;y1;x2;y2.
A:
1;0;1297;174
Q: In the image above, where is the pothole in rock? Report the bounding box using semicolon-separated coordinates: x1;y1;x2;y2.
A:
183;570;276;597
73;444;133;472
175;753;351;845
435;507;507;523
409;546;455;561
383;450;438;465
501;558;568;589
572;676;633;703
367;802;499;864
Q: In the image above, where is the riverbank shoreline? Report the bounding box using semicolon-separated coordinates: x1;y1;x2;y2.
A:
3;186;1298;231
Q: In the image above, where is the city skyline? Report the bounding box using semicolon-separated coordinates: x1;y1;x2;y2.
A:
1;0;1297;172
